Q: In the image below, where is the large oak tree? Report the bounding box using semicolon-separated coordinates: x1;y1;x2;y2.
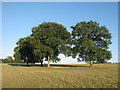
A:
31;22;71;67
71;21;112;67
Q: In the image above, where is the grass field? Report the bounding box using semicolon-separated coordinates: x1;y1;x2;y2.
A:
1;63;119;88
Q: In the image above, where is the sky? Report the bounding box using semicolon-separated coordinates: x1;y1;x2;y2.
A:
1;2;118;64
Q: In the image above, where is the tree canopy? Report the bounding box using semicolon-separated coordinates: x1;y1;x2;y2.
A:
13;21;112;67
71;21;112;66
14;36;35;65
31;22;71;67
2;56;13;63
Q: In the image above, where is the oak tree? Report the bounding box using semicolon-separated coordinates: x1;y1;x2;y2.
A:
32;22;71;67
71;21;112;67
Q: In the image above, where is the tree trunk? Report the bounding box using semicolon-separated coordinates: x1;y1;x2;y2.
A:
90;60;93;67
27;60;29;66
40;61;43;66
47;56;50;67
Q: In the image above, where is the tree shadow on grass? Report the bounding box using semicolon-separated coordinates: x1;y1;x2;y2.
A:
8;63;42;67
50;64;89;67
8;63;90;67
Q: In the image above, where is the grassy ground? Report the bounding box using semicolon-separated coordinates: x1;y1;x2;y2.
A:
1;63;118;88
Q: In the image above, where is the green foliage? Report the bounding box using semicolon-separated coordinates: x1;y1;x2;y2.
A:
2;56;13;63
32;22;71;63
14;22;71;66
71;20;112;64
14;36;35;65
13;21;112;66
14;46;23;63
0;59;2;63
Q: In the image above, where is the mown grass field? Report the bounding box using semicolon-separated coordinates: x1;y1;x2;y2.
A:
1;63;119;88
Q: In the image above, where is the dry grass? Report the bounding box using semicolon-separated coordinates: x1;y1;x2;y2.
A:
1;63;118;88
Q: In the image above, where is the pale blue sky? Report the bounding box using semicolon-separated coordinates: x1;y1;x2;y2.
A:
2;2;118;63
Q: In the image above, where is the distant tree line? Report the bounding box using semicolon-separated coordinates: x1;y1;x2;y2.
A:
7;21;112;67
0;56;13;63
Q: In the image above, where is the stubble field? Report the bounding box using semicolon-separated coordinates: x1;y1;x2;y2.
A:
1;63;119;88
